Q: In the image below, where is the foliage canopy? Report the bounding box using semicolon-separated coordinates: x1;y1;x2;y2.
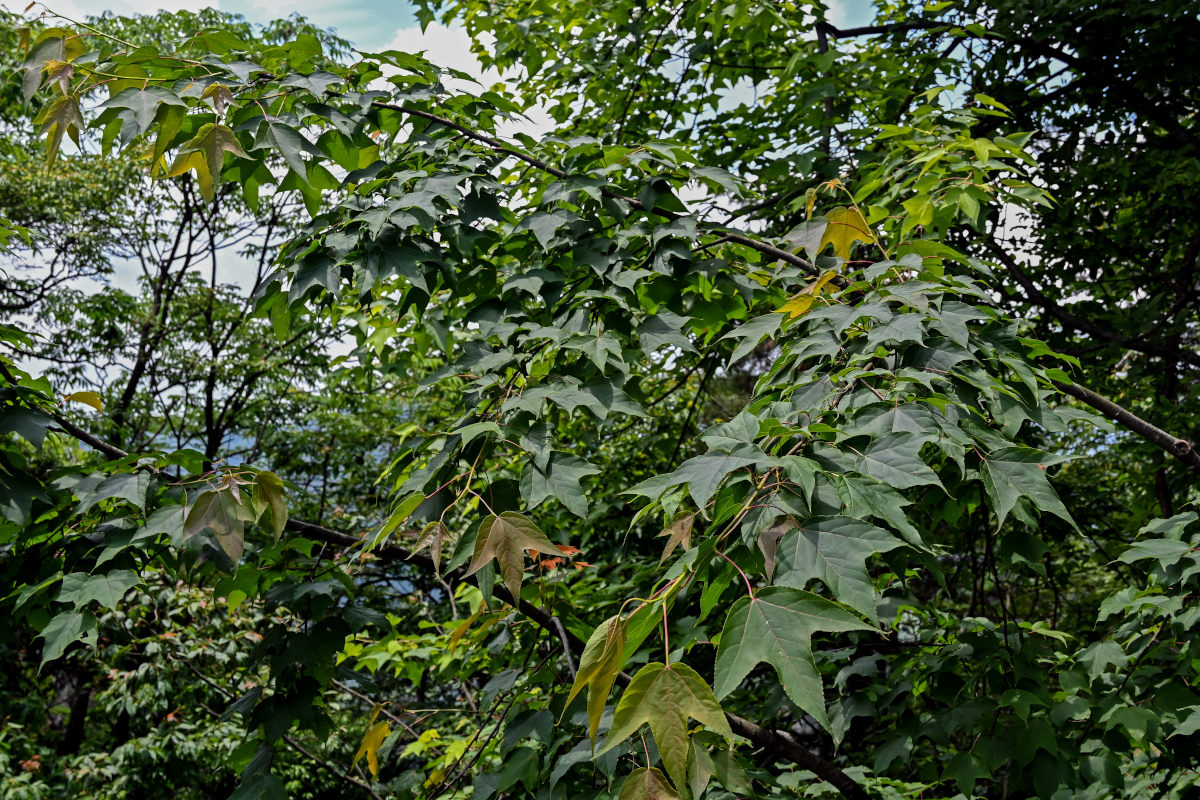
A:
1;2;1199;800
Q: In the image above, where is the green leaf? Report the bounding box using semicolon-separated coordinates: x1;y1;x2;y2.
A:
1117;538;1194;569
782;218;829;260
774;517;902;618
256;118;310;179
630;452;758;510
565;614;627;743
520;453;599;517
57;570;142;609
944;752;990;795
184;489;246;564
166;123;250;201
519;210;575;248
688;733;751;798
639;311;697;358
253;471;287;540
39;610;97;668
714;587;872;731
980;446;1075;529
596;662;733;791
618;768;679;800
101;86;185;136
854;432;943;490
465;512;562;601
0;407;53;449
833;474;923;546
34;94;84;162
371;491;424;551
77;472;150;513
720;313;783;365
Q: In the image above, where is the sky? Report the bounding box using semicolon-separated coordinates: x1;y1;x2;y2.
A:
11;0;875;72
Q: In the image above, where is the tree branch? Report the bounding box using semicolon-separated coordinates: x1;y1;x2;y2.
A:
985;237;1200;369
1054;380;1200;474
378;102;825;280
817;20;944;38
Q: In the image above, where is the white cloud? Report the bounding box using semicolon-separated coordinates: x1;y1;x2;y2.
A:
825;0;851;29
383;23;500;89
382;23;553;139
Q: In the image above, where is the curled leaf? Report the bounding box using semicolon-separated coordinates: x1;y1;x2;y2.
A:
65;390;102;412
352;705;390;777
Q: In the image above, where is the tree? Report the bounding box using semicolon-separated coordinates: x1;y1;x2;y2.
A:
1;3;1198;799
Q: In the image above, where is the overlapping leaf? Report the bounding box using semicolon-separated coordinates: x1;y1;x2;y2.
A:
565;614;628;743
773;517;902;618
465;512;563;600
596;662;733;791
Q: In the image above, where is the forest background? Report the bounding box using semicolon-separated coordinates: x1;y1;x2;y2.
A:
1;1;1199;800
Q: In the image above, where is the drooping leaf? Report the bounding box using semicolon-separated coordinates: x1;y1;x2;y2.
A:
777;271;839;319
465;512;562;601
688;732;752;799
252;471;287;540
184;489;246;563
371;491;424;551
64;390;103;412
34;94;84;162
618;768;679;800
166;123;250;201
565;614;628;743
820;206;873;260
410;521;452;572
353;705;391;778
714;587;873;731
658;512;695;562
596;662;733;791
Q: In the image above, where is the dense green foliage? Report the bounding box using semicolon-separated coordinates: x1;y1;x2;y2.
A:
1;2;1198;799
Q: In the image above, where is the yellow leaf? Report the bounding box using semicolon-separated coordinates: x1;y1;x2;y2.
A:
810;270;839;295
447;604;486;653
804;187;817;219
352;710;391;778
165;123;249;201
34;94;83;162
166;149;214;201
820;206;872;260
776;270;840;319
65;390;102;412
777;294;815;318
